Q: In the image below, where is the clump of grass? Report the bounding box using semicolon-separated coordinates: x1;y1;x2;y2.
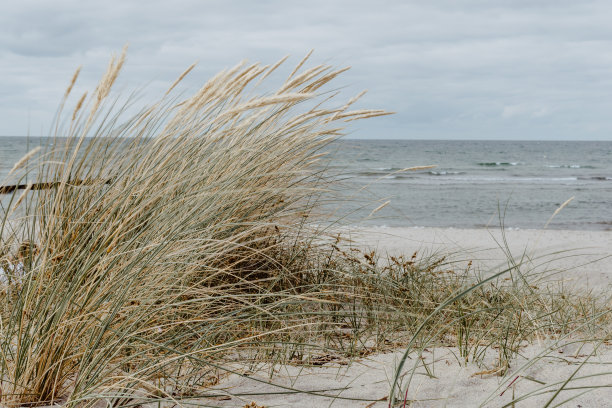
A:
0;50;394;406
0;50;608;408
385;246;611;407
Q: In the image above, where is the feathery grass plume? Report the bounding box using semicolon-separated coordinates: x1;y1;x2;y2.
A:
401;165;437;171
165;62;197;96
330;90;367;120
254;54;289;87
72;91;87;121
218;92;315;118
91;44;128;116
8;146;41;175
287;49;313;80
544;196;575;229
343;109;395;121
64;66;81;99
10;183;33;213
368;200;390;217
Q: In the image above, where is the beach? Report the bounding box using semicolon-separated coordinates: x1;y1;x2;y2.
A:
350;227;612;291
211;342;612;407
1;52;611;406
205;226;612;407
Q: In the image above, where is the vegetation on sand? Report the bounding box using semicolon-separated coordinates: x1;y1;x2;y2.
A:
0;50;608;407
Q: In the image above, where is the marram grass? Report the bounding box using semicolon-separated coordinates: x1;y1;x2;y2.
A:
0;50;392;406
0;51;608;408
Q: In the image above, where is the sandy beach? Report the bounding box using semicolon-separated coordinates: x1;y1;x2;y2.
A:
6;1;612;406
206;227;612;407
210;342;612;407
353;227;612;290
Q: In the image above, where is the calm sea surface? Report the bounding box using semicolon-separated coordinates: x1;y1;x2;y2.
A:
1;137;611;230
328;139;612;230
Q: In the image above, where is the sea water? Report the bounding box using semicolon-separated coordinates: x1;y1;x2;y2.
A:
328;139;612;230
1;137;611;230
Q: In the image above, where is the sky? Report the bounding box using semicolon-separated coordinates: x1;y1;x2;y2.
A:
2;0;612;140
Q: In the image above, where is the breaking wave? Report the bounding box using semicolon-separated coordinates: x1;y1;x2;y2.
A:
477;162;521;166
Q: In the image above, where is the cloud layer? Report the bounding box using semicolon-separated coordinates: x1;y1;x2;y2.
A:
2;0;612;139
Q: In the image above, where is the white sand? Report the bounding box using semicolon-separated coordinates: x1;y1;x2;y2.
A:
207;343;612;407
203;227;612;407
345;227;612;291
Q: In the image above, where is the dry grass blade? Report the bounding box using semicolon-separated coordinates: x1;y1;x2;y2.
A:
165;62;197;96
10;183;33;213
544;196;575;229
8;146;41;175
72;91;87;121
64;66;81;99
368;200;390;217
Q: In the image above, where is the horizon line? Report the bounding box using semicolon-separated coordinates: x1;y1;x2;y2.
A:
1;135;611;142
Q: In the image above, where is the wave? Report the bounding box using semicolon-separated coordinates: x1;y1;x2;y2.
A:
358;170;466;178
373;167;405;171
545;164;595;169
428;171;466;176
477;162;520;166
360;167;455;177
355;170;611;183
454;176;579;182
358;171;401;177
578;176;612;181
352;175;583;184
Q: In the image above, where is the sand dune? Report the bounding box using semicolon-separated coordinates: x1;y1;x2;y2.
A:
204;227;612;407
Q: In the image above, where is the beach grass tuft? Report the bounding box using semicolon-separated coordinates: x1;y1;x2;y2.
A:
0;52;609;407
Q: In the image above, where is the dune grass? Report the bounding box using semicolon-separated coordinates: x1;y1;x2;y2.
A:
0;51;609;407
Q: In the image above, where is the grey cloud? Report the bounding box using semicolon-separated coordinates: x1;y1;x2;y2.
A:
2;0;612;139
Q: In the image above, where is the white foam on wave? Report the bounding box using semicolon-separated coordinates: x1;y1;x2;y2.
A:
546;164;582;168
429;171;464;175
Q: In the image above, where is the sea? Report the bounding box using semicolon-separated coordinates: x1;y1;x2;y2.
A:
327;139;612;230
1;137;611;230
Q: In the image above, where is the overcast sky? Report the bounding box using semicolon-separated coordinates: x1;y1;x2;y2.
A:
2;0;612;140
